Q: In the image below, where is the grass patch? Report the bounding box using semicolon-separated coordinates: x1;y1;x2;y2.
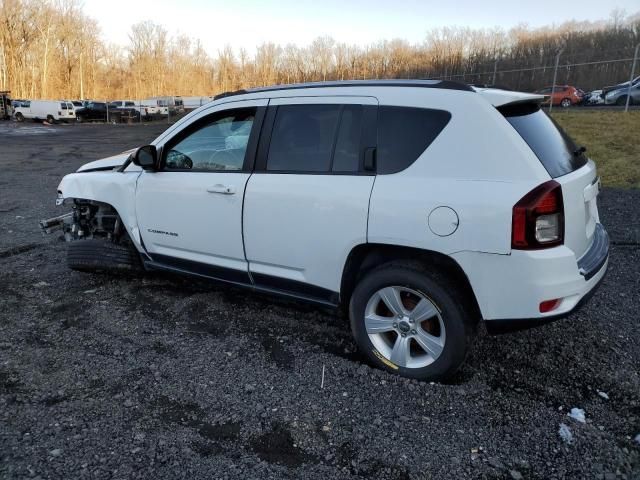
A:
551;109;640;189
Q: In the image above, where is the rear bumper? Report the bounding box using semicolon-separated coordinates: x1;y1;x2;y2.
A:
484;258;607;334
452;223;609;332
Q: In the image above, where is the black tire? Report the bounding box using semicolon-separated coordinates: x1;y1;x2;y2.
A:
15;112;24;122
615;95;629;106
76;115;84;123
560;98;571;108
46;114;55;124
349;262;475;381
67;239;142;274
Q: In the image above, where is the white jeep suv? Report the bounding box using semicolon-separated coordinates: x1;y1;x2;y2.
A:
42;80;609;380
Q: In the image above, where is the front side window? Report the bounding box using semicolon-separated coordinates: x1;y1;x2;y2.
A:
60;103;68;109
125;101;135;107
164;108;255;171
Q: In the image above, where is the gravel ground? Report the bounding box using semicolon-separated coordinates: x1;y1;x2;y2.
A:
1;121;639;480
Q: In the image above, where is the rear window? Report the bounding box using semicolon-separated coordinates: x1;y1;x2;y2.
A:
501;103;587;178
377;106;451;174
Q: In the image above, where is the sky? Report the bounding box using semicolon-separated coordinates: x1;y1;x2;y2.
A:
83;0;638;54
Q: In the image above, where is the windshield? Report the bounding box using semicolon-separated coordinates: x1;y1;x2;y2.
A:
500;103;587;178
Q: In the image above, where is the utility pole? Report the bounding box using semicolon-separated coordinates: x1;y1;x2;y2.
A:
492;59;498;85
549;49;564;113
625;43;639;113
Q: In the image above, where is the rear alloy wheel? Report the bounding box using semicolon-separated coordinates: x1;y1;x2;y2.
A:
349;263;474;381
365;286;446;368
560;98;572;108
15;112;24;122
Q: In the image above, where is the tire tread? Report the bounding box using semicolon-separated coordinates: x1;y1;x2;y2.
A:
67;239;141;273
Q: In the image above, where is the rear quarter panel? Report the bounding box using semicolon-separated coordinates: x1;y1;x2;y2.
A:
368;88;550;255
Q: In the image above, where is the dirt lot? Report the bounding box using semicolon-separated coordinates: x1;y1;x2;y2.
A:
1;121;639;480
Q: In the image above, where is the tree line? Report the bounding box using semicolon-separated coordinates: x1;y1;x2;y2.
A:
1;0;639;101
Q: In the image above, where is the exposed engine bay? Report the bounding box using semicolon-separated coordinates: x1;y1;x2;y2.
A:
40;200;126;243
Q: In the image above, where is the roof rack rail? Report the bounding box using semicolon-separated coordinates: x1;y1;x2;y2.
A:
212;79;473;101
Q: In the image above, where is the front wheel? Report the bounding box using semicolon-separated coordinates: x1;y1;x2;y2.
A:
67;239;142;274
560;98;572;108
15;112;24;122
349;263;474;381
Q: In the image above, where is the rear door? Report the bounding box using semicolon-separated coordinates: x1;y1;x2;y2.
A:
243;96;377;301
502;104;599;259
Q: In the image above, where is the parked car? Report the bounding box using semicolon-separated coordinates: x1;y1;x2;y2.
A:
70;100;87;111
583;90;605;106
604;83;640;106
41;80;608;381
110;100;153;119
142;96;183;115
182;96;214;110
75;102;139;123
14;100;76;123
0;91;12;120
602;75;640;97
534;85;583;107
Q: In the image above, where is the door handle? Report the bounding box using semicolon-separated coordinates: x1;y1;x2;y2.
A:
207;184;236;195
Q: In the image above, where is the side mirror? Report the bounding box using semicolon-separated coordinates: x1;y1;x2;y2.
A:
132;145;158;170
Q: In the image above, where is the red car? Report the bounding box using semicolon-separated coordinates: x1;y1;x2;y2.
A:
534;85;583;107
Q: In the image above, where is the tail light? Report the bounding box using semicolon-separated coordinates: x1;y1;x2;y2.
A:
512;180;564;250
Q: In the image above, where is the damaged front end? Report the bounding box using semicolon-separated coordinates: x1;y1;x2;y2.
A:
40;200;127;243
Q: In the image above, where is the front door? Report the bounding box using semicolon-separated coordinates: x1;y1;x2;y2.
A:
136;99;266;281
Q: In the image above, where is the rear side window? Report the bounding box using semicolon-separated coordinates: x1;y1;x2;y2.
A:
332;105;363;172
501;103;587;178
60;103;68;109
377;106;451;174
267;104;341;172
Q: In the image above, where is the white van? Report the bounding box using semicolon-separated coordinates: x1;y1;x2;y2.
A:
182;96;214;110
14;100;76;123
142;96;183;115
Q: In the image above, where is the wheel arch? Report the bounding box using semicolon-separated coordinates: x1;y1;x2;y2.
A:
57;171;144;252
340;243;482;322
